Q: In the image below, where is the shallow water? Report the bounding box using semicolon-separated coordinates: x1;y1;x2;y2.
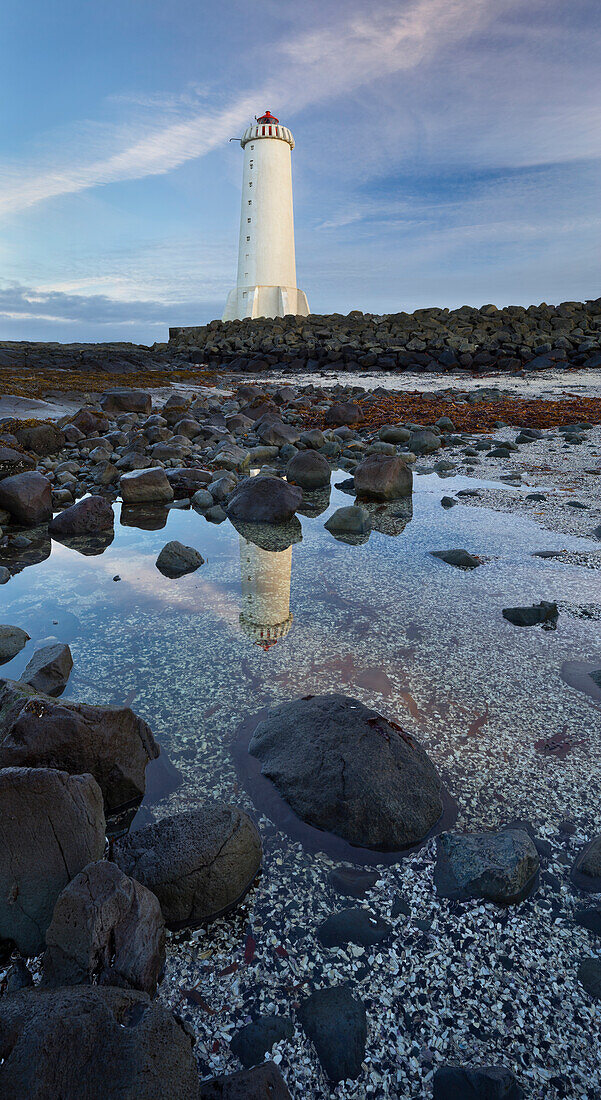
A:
1;470;600;845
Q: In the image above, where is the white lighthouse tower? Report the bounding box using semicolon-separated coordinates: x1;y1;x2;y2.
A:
222;110;309;322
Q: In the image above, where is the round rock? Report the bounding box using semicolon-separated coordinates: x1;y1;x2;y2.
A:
48;495;114;537
353;454;412;501
434;829;539;905
286;450;330;490
113;804;262;930
248;694;444;851
155;540;204;578
227;476;302;525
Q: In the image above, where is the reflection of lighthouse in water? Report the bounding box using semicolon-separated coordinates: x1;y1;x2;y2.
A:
238;537;293;650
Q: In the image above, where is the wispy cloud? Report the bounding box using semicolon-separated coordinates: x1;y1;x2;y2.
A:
0;0;515;217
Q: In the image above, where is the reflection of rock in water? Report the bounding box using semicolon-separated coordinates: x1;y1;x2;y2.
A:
359;498;413;538
239;537;293;651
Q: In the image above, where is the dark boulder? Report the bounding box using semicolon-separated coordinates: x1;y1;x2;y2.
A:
0;625;30;665
120;468;174;504
297;985;366;1084
100;389;152;415
574;907;601;935
15;422;65;456
434;829;539;905
572;835;601;889
257;419;300;446
0;679;159;814
578;958;601;999
286;450;330;490
155;540;204;578
113;804;261;930
0;471;52;525
317;908;391;948
431;548;480;569
502;601;558;627
42;860;165;996
19;642;73;696
433;1064;524;1099
410;429;442;455
324;401;362;426
353;454;412;501
230;1016;294;1068
0;767;105;954
248;694;444;851
227;476;302;525
0;445;35;480
49;496;114;537
199;1062;292;1099
0;986;198;1100
324;505;371;542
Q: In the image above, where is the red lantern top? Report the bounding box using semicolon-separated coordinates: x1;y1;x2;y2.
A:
256;110;279;125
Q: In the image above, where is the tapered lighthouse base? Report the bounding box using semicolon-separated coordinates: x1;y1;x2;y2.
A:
222;285;309;322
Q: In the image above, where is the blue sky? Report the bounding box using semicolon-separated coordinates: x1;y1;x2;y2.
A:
1;0;600;343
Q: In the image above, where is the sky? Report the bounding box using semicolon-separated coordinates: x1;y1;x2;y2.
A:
0;0;600;344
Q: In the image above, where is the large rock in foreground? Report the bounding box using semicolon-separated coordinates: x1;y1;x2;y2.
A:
0;679;159;814
297;985;367;1084
0;767;105;954
114;804;262;929
353;454;412;500
227;476;302;525
0;471;52;525
434;829;539;905
0;986;198;1100
199;1062;292;1099
43;860;165;996
249;694;444;850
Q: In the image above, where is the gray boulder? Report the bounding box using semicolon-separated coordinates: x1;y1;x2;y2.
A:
227;476;302;525
354;454;412;501
578;958;601;1000
257;419;300;446
297;985;367;1084
410;429;442;454
0;986;198;1100
286;450;330;490
324;505;371;541
114;804;262;930
324;401;362;426
434;829;539;905
156;540;204;578
0;679;159;814
0;767;105;954
19;642;73;696
433;1065;524;1099
249;694;444;850
191;487;214;510
199;1062;292;1099
49;496;114;537
14;422;65;456
0;445;35;480
42;860;165;996
0;625;29;665
379;424;411;444
0;471;52;525
100;389;152;415
431;548;480;569
120;468;174;504
502;601;558;627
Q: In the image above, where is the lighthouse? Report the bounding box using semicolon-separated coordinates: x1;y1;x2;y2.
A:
238;535;293;650
222;110;309;322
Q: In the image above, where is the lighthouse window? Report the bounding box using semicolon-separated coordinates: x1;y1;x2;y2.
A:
261;126;265;135
248;200;252;205
247;218;251;223
246;236;250;241
249;161;253;168
268;126;272;135
250;144;254;149
249;182;252;187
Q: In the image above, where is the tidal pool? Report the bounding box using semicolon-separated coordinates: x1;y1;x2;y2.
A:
1;472;600;1096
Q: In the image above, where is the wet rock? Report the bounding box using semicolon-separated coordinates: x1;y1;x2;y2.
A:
206;504;227;523
100;389;152;415
317;908;391;948
230;1016;294;1068
578;958;601;999
5;958;33;993
0;986;198;1099
441;496;457;509
410;429;442;455
231;516;302;552
70;407;109;435
300;428;325;449
48;495;114;537
113;804;262;930
324;505;371;541
431;548;480;569
434;829;539;905
0;567;9;584
227;476;302;525
286;450;330;490
120;468;174;505
192;487;214;510
324;401;362;426
42;860;165;996
167;466;212;498
0;767;105;954
0;625;29;665
295;485;331;519
502;601;558;627
354;454;412;500
155;540;204;578
0;679;159;814
19;642;73;696
574;907;601;935
572;835;601;888
199;1062;292;1099
249;694;444;850
0;471;52;526
329;867;378;898
433;1064;524;1099
379;424;411;443
257;419;299;447
297;985;367;1084
15;422;65;456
